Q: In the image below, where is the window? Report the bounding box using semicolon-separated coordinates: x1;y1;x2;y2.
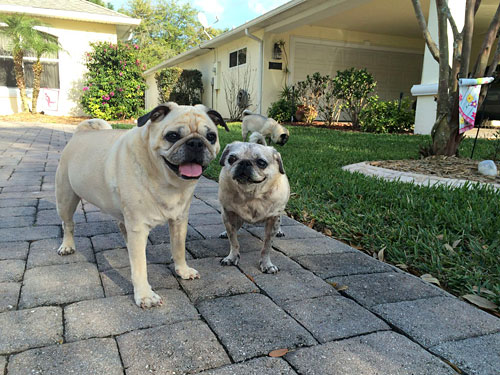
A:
0;33;60;89
229;48;247;68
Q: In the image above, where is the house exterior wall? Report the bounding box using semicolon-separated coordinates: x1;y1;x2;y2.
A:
0;17;118;116
146;25;424;121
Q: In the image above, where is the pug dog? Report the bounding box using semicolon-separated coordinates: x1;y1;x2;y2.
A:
241;110;290;146
218;141;290;273
55;102;228;308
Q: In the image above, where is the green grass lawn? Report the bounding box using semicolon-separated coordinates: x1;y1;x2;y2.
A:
114;122;500;307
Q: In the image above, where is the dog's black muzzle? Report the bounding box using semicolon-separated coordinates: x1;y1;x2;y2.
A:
277;134;288;145
233;160;265;184
184;138;206;164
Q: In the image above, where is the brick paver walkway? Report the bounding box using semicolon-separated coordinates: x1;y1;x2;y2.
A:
0;122;499;375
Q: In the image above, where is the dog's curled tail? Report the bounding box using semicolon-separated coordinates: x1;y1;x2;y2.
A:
242;109;254;117
75;119;112;133
249;131;267;146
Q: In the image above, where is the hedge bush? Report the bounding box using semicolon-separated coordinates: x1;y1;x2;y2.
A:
155;67;203;105
80;41;146;120
360;96;415;133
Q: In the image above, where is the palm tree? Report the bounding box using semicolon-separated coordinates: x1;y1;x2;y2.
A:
29;33;62;113
0;14;41;113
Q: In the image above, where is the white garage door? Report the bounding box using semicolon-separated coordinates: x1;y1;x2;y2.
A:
292;39;423;101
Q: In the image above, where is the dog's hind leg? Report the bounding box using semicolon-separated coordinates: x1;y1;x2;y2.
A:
55;169;81;255
220;210;243;266
260;215;280;273
241;122;249;141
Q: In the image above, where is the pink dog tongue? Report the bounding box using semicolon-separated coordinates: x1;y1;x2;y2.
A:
179;163;202;177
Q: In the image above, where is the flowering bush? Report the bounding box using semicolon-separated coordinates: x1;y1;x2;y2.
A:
80;41;147;120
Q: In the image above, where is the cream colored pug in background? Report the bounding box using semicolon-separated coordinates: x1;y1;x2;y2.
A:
218;141;290;273
55;103;228;308
241;110;290;146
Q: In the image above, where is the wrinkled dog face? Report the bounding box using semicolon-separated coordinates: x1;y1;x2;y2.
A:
138;103;229;180
220;142;285;185
269;119;290;146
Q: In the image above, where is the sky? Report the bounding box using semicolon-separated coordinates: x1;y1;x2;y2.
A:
108;0;290;30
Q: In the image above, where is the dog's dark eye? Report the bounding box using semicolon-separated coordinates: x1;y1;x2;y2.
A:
165;132;180;143
228;155;238;165
206;132;217;144
256;159;268;169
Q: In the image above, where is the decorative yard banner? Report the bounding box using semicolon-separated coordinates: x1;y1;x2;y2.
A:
40;88;60;112
458;77;494;134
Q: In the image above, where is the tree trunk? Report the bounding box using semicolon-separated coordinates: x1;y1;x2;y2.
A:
13;50;30;113
432;92;462;156
32;61;43;113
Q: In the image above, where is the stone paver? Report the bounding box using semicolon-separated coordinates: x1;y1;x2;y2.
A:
0;241;29;260
65;289;198;341
372;296;500;348
0;225;60;242
117;320;230;375
282;295;390;343
27;237;95;268
285;331;457;375
175;257;259;302
101;263;179;297
20;262;103;308
295;251;394;279
0;306;63;354
0;123;499;374
199;357;297;374
198;293;316;361
272;236;355;257
328;271;447;307
238;250;337;304
429;332;500;375
0;260;24;282
8;338;123;375
0;282;20;312
186;235;261;258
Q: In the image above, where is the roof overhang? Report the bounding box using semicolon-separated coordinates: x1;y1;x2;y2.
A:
0;4;141;27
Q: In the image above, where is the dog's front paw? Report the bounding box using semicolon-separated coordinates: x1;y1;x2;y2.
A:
260;259;279;274
57;244;75;256
276;230;285;237
175;266;200;280
220;253;240;266
134;289;163;309
219;231;228;239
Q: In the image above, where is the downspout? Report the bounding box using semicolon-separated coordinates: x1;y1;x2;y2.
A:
245;28;263;114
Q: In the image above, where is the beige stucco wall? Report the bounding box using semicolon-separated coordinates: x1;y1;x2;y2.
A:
0;17;118;116
146;24;424;120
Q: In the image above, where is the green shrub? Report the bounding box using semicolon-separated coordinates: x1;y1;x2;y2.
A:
268;98;295;122
333;68;376;128
80;41;146;120
155;67;203;105
360;96;415;133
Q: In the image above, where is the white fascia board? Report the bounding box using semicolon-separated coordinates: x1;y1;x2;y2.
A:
0;5;141;26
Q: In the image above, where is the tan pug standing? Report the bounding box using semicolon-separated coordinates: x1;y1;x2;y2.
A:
55;103;228;308
218;141;290;273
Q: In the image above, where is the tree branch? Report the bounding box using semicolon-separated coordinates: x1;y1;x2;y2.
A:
472;2;500;77
442;1;459;41
436;0;449;118
459;0;476;78
411;0;440;63
486;36;500;77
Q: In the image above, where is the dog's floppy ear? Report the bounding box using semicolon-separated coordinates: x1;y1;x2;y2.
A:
207;109;230;132
219;143;233;166
137;104;171;127
273;150;285;174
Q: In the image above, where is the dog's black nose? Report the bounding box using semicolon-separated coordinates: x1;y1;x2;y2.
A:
239;160;252;168
186;138;204;150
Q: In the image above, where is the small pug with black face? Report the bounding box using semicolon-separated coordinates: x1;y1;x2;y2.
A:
55;102;228;308
218;141;290;273
241;110;290;146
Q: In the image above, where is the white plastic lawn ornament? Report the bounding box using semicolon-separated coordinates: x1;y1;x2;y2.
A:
478;160;497;176
458;77;494;134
